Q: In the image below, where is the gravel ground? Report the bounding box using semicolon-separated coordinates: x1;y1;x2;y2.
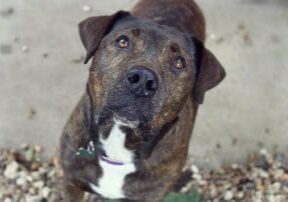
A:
180;149;288;202
0;145;288;202
0;145;63;202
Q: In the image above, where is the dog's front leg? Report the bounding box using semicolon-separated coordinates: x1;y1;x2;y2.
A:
62;180;85;202
87;194;105;202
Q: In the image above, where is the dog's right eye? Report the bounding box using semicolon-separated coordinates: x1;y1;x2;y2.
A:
173;56;186;69
115;35;129;49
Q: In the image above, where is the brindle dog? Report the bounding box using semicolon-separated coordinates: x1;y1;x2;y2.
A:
60;0;225;201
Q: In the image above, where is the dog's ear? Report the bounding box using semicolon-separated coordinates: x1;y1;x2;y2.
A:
192;38;225;104
79;11;130;64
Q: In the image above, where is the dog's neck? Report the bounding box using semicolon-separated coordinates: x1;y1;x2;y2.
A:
141;98;197;170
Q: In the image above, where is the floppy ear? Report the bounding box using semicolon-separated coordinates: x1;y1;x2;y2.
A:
79;11;130;64
192;38;226;104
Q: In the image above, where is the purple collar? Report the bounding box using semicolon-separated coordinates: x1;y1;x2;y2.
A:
99;154;125;166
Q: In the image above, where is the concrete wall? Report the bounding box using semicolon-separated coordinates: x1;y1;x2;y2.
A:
1;0;287;167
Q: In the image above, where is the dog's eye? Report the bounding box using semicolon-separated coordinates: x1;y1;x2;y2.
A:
173;56;186;69
116;35;129;48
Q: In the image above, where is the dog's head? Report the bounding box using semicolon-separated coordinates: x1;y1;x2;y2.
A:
79;11;225;156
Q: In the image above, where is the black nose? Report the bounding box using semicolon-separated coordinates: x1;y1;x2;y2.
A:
126;67;158;97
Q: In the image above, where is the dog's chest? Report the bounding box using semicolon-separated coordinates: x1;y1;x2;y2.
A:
89;123;136;199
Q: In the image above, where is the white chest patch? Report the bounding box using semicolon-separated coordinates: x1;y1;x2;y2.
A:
90;122;136;199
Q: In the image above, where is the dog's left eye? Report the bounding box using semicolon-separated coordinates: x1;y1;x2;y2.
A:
116;35;129;48
173;56;186;69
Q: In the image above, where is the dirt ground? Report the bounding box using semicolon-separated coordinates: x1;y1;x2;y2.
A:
0;0;288;168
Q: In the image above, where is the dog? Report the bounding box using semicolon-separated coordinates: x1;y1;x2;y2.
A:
60;0;225;201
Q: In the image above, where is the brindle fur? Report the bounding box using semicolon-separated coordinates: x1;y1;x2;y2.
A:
60;0;225;201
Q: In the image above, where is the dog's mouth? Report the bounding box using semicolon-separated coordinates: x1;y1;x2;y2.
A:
113;114;140;128
97;101;153;133
98;111;149;141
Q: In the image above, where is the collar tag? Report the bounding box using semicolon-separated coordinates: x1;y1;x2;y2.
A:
76;141;96;160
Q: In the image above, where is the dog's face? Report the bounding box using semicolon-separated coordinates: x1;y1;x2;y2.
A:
79;11;225;155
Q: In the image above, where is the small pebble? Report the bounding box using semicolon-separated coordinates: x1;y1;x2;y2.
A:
42;186;51;198
4;198;13;202
16;177;27;187
31;171;41;180
273;169;284;179
20;143;29;150
259;169;269;178
253;191;263;202
34;145;42;153
21;46;29;52
190;165;199;173
192;173;202;181
223;190;234;201
272;182;281;193
28;187;37;195
209;184;217;198
82;5;92;12
180;181;193;193
231;163;238;169
236;191;244;199
259;148;268;156
26;175;34;182
255;178;263;190
33;180;44;189
25;195;43;202
4;161;20;179
198;180;207;186
209;33;216;40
